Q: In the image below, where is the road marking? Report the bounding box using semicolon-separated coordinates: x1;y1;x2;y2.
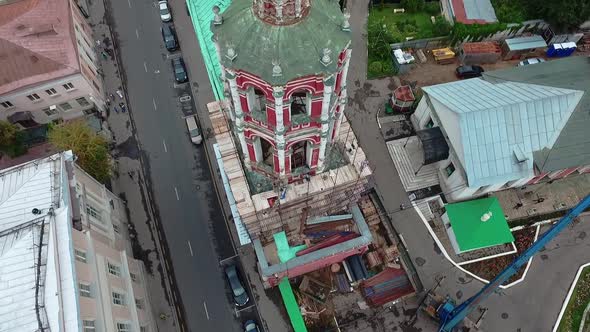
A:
127;0;131;7
187;241;193;256
163;140;168;152
219;254;238;265
174;187;180;200
203;301;210;320
135;29;140;39
144;61;147;72
152;98;157;110
235;304;255;313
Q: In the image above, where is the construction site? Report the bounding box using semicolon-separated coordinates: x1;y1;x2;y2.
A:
210;100;418;330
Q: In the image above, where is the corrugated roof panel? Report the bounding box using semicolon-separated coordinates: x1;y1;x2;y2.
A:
504;35;547;51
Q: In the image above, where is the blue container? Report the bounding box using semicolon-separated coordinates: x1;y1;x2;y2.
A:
547;43;561;57
562;42;577;56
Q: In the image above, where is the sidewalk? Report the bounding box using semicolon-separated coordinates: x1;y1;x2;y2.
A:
86;0;182;330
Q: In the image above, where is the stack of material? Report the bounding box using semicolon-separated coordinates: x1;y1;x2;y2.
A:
366;251;383;268
432;48;456;64
299;276;330;303
358;196;382;226
382;246;399;263
459;42;501;65
361;267;414;307
335;272;351;293
296;233;359;256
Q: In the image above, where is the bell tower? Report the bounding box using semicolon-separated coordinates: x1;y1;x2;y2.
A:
212;0;351;182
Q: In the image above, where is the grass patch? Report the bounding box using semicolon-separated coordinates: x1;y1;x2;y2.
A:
370;4;441;40
558;266;590;332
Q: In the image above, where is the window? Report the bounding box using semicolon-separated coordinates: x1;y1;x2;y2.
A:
77;97;91;107
92;80;101;92
140;327;148;332
108;262;121;277
83;320;96;332
59;102;73;111
26;93;41;101
130;272;138;282
445;163;456;177
247;87;266;112
425;118;434;128
1;101;14;108
45;88;58;96
116;323;131;332
42;107;58;116
79;283;92;297
86;204;102;222
290;91;309;116
113;223;120;234
135;298;144;309
74;249;87;263
63;82;75;90
112;291;126;306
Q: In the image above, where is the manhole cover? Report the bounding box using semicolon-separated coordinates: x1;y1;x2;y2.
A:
179;95;192;102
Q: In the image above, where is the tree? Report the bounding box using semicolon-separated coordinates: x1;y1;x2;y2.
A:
0;120;18;147
48;120;112;183
524;0;590;30
400;0;425;13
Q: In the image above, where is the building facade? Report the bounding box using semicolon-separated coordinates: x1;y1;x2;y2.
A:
0;0;105;127
0;152;155;332
212;0;352;182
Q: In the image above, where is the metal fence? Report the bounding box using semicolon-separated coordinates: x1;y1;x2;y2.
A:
390;36;449;50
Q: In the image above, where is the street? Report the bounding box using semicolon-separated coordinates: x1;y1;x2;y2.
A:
102;0;260;330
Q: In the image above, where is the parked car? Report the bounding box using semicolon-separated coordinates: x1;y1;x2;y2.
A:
185;116;202;145
224;264;249;307
456;65;484;79
244;320;260;332
158;1;172;22
161;24;178;52
518;57;546;67
171;57;188;83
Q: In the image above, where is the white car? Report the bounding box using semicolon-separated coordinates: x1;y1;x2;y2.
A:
185;116;202;145
158;1;172;22
518;58;546;67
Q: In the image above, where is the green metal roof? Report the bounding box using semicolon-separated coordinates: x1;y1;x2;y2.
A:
446;197;514;252
279;279;308;332
186;0;231;100
213;0;350;85
483;56;590;173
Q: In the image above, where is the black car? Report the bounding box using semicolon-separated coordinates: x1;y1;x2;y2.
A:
171;57;188;83
224;264;249;307
161;24;178;52
456;65;484;79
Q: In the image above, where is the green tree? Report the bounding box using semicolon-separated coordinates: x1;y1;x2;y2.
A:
0;120;18;147
433;16;452;36
48;120;112;183
526;0;590;30
401;0;425;13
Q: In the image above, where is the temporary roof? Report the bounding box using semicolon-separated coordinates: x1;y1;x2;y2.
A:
417;127;449;165
446;197;514;252
504;36;547;51
7;110;33;123
213;0;350;85
483;56;590;173
423;78;583;187
186;0;232;100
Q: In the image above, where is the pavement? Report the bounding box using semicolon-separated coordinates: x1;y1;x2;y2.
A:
86;0;265;330
344;0;590;331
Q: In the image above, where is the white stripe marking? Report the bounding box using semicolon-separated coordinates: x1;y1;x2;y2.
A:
152;98;157;110
144;61;148;72
163;140;168;152
127;0;131;7
135;29;139;39
187;241;193;256
203;301;210;320
174;187;180;200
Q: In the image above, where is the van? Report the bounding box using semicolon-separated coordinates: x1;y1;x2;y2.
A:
185;116;202;145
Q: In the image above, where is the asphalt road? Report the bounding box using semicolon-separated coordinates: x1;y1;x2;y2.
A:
106;0;257;330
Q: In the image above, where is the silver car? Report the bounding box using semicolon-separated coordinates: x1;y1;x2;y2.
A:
185;116;202;145
158;1;172;22
518;58;546;67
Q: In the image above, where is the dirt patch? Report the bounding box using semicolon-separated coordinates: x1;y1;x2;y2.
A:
462;227;537;285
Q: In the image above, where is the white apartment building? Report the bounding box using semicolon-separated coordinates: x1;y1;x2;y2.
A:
0;151;156;331
0;0;106;127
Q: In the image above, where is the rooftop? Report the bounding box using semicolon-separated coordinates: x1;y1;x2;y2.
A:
445;197;514;252
0;151;79;331
483;56;590;173
503;35;547;51
451;0;497;24
213;0;350;85
423;78;583;187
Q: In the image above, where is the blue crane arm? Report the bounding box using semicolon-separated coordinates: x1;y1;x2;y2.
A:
439;194;590;332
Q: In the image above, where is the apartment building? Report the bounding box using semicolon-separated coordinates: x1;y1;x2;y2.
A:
0;0;105;127
0;151;155;331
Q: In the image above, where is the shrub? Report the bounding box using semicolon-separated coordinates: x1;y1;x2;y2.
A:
424;1;441;16
400;0;425;13
433;16;452;36
369;61;384;74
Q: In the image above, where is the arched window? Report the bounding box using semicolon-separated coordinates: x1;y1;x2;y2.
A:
259;138;274;169
290;140;308;170
247;87;266;112
290;90;310;117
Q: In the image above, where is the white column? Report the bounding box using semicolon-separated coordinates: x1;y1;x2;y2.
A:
273;87;286;176
317;79;334;172
227;72;250;167
333;48;352;140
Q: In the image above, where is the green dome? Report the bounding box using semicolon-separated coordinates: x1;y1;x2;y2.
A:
213;0;351;86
